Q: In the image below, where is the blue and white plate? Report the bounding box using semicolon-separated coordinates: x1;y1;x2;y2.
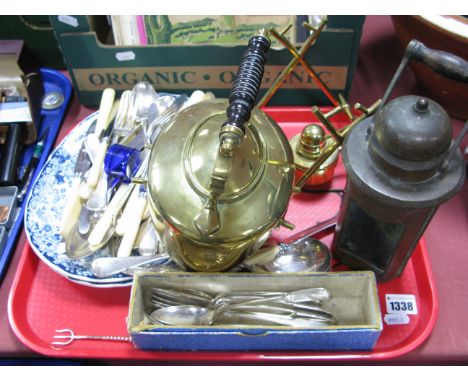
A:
66;274;133;288
24;112;133;287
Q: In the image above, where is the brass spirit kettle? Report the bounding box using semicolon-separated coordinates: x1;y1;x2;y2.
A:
146;35;295;271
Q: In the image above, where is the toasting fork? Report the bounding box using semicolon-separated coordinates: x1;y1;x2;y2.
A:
51;328;130;347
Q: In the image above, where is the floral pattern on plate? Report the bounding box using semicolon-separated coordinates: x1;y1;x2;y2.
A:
24;112;132;285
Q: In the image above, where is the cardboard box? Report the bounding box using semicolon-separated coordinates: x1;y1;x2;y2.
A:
50;16;365;107
0;16;65;68
128;271;382;351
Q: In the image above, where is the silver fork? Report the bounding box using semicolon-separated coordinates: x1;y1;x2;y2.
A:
51;328;130;347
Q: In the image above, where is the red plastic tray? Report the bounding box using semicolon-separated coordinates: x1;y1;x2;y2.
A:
7;107;438;363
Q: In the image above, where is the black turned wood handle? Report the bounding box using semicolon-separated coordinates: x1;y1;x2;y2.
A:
407;39;468;83
222;34;271;139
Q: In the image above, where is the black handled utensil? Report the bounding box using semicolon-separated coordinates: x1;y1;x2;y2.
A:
378;39;468;112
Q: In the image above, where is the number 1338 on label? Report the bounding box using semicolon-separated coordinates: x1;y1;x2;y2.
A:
386;294;418;315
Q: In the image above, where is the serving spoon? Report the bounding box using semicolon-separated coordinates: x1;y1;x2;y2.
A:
237;216;337;273
242;237;331;273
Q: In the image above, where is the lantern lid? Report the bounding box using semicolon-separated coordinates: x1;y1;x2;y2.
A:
342;96;465;209
373;96;452;162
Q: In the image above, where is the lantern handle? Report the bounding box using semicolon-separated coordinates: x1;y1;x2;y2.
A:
410;40;468;83
377;40;468;117
439;121;468;172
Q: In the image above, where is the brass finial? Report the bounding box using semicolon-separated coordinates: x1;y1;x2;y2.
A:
298;124;327;159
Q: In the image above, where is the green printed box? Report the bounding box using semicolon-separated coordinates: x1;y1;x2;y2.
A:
50;16;365;107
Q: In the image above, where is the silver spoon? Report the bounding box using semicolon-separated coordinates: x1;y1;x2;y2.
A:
150;305;213;326
238;216;337;273
242;238;331;273
130;82;159;138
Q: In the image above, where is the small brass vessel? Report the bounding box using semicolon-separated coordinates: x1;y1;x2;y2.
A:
290;124;339;187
